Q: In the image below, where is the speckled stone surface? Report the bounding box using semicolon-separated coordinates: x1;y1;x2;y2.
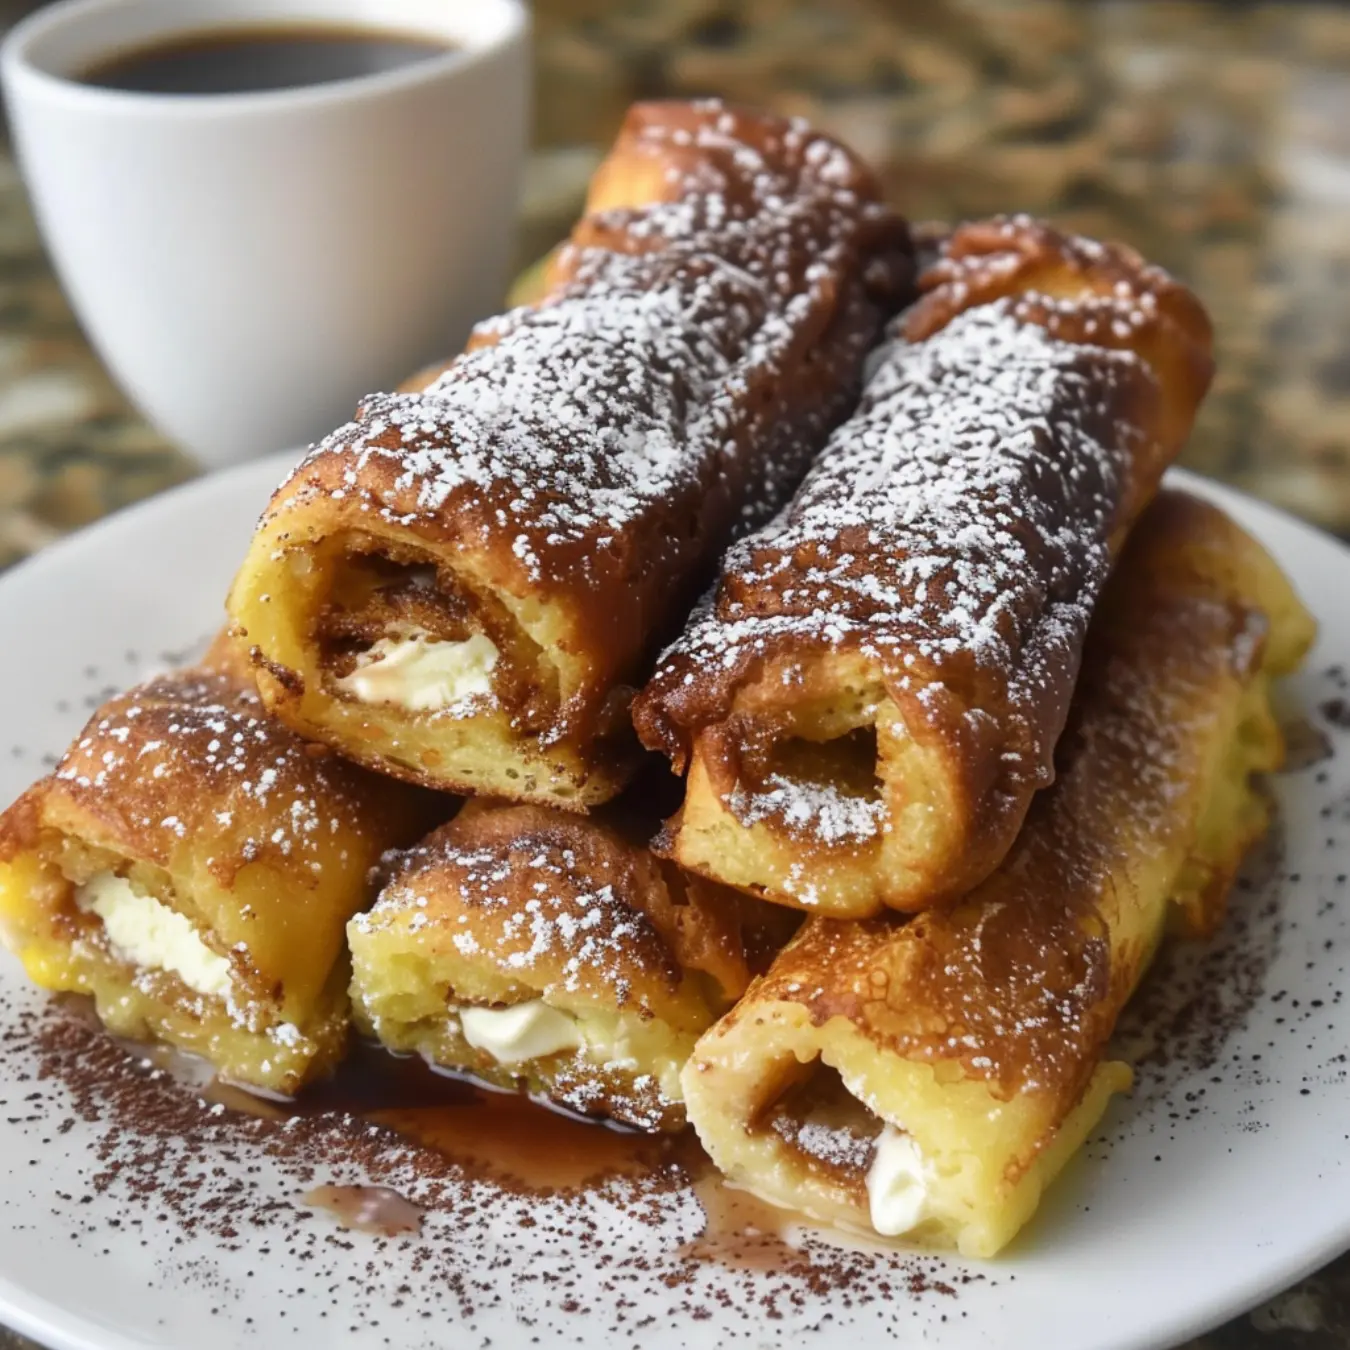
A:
0;2;1347;1348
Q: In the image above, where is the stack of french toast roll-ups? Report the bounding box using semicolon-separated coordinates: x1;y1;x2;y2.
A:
0;102;1315;1257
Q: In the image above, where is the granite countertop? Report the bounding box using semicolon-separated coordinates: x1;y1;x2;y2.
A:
0;1;1348;1347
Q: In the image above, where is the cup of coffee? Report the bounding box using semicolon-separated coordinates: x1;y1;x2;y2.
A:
0;0;530;470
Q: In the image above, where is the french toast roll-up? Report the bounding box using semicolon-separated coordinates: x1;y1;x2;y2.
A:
680;491;1315;1257
0;656;444;1096
348;795;798;1132
633;216;1215;915
227;100;914;810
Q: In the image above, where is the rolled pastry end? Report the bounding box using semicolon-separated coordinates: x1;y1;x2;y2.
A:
0;668;438;1096
681;996;1128;1258
229;100;912;812
228;514;633;810
659;649;973;917
348;802;765;1132
0;831;348;1094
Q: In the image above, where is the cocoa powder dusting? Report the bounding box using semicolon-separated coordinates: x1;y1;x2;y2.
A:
1099;652;1350;1165
2;989;970;1341
1113;811;1288;1108
1322;696;1350;731
1280;716;1334;771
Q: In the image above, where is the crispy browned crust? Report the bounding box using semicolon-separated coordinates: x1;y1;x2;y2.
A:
905;216;1213;463
634;215;1216;913
0;670;437;891
277;102;911;653
383;796;779;1019
228;100;915;806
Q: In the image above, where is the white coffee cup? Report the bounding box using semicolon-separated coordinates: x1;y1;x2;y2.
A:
0;0;530;469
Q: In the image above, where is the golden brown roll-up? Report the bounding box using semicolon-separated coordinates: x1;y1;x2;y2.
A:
349;796;797;1131
634;216;1215;915
0;657;443;1095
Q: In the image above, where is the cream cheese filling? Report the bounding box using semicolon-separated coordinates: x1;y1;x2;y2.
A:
76;871;232;999
453;1000;685;1102
337;626;498;713
866;1124;939;1236
458;1000;583;1064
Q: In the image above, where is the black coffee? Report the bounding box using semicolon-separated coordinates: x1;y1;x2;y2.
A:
79;23;454;95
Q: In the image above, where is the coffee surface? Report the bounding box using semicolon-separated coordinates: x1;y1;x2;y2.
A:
80;24;453;95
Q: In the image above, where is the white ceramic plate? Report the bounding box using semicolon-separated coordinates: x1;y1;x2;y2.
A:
0;454;1348;1350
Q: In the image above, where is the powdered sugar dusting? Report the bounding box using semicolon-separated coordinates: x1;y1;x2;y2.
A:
640;293;1162;805
772;1114;877;1172
49;671;369;872
907;213;1190;353
268;103;909;604
353;827;683;1129
356;837;652;1001
749;491;1300;1108
349;800;758;1132
728;774;886;844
